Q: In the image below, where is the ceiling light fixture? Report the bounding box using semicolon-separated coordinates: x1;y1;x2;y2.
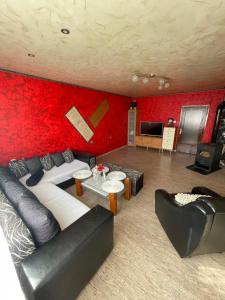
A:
61;28;70;34
132;72;171;90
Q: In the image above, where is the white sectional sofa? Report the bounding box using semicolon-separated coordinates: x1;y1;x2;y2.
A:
19;158;90;230
0;157;114;300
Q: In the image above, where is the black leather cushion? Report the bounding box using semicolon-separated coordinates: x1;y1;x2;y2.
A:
40;154;54;171
26;170;44;187
8;159;28;178
0;190;36;265
51;152;65;167
62;149;74;163
25;157;42;175
0;167;61;247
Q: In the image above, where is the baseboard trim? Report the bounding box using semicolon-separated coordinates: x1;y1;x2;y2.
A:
97;145;127;158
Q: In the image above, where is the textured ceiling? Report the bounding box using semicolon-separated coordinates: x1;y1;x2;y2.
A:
0;0;225;96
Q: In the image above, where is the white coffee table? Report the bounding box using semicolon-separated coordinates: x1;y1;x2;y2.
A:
73;173;130;215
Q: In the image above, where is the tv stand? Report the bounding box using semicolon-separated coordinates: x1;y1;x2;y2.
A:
135;135;162;150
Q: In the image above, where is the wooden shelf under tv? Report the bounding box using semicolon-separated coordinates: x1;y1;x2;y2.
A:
135;135;162;150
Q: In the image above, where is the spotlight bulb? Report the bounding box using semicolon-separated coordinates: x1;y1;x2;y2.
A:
159;78;165;86
132;74;139;82
165;82;170;88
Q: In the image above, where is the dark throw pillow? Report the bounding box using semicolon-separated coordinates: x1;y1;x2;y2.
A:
62;149;75;163
51;152;65;167
25;157;42;175
0;168;61;247
40;154;54;171
26;169;44;187
8;159;28;178
0;190;36;265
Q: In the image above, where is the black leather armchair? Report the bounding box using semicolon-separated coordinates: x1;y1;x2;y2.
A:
18;205;113;300
155;186;225;258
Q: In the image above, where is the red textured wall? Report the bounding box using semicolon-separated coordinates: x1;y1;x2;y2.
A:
136;90;225;142
0;71;130;165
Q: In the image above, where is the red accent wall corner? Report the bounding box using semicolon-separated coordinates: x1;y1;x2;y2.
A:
135;90;225;143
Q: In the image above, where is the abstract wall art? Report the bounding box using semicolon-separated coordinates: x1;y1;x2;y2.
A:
65;106;94;142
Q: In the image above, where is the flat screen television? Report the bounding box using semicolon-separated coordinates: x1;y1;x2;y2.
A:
140;122;163;136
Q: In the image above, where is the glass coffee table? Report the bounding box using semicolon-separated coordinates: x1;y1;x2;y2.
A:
73;170;131;215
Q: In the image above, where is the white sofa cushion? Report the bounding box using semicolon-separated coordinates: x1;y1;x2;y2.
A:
20;159;89;186
25;182;90;230
43;159;89;185
19;159;91;229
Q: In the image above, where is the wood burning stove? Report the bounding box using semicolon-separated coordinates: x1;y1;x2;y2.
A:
187;143;223;174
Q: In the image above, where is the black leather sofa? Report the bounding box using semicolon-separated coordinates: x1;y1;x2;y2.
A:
0;154;113;300
155;186;225;257
19;205;113;300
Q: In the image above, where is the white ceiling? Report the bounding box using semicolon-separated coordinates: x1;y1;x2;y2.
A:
0;0;225;96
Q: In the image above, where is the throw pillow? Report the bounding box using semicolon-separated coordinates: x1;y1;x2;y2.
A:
26;169;44;187
25;157;42;175
40;154;54;171
8;159;28;178
51;152;65;167
174;193;211;206
0;168;61;247
0;190;36;265
62;149;74;163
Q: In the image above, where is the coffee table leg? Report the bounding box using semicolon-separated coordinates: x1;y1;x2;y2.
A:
109;193;117;215
75;179;83;196
123;177;131;200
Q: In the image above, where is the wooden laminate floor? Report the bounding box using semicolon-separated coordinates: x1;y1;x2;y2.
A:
67;147;225;300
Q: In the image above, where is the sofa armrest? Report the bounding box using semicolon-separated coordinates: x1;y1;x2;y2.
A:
19;205;113;300
155;189;215;257
155;189;178;208
73;150;96;168
192;186;221;197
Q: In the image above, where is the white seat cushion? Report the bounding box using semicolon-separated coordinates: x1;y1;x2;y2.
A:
42;159;90;185
20;159;89;186
19;159;91;229
23;182;90;230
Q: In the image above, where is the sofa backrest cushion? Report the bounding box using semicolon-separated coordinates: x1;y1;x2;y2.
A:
26;169;44;187
25;157;42;175
9;159;28;178
51;152;65;167
62;149;75;163
0;167;61;247
0;190;36;265
40;153;55;171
